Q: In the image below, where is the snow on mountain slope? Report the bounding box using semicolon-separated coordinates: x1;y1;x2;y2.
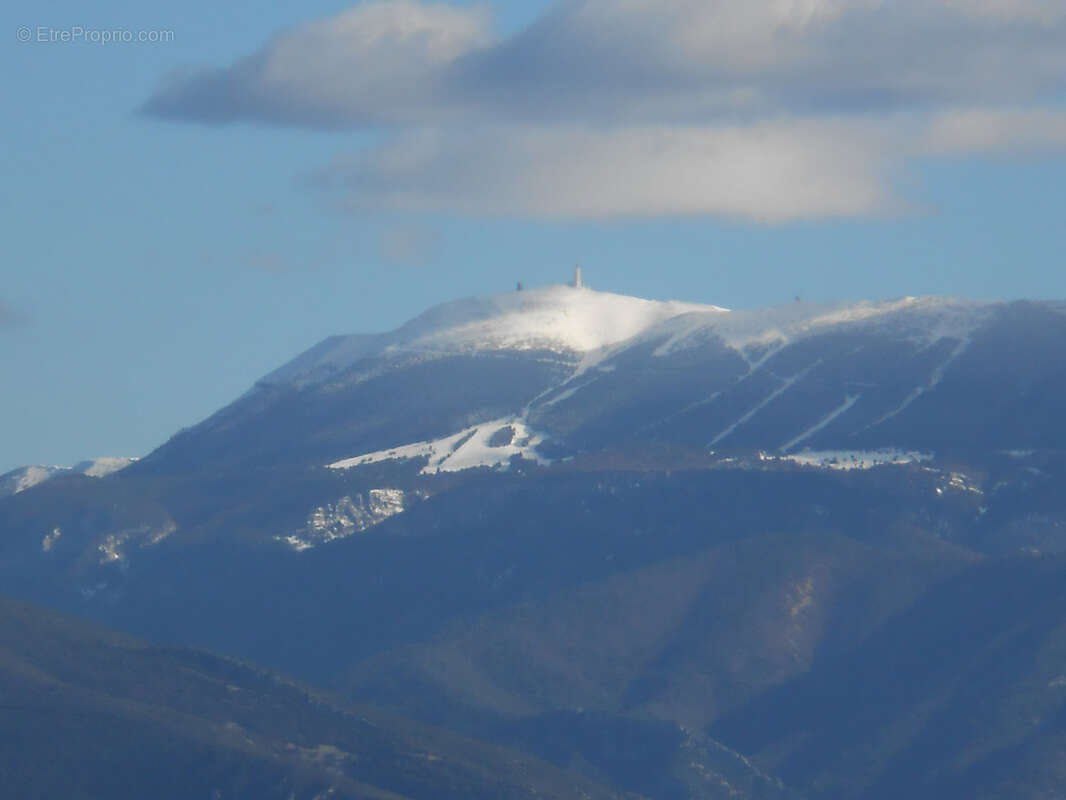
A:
246;286;1015;474
261;283;997;396
329;417;549;474
511;295;1000;431
277;488;411;551
262;285;724;388
0;465;71;497
73;457;138;478
645;296;994;360
0;458;137;498
771;449;932;470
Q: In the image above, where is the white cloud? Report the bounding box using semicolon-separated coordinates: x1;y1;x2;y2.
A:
145;1;492;126
924;108;1066;155
529;0;1066;115
145;0;1066;125
316;121;902;222
943;0;1066;24
310;109;1066;220
563;0;879;71
143;0;1066;221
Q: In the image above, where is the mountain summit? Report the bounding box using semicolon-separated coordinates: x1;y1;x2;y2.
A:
261;284;724;389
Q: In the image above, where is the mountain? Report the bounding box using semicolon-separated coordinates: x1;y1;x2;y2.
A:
0;457;135;498
0;593;636;799
3;282;1066;798
135;286;1066;477
711;556;1066;800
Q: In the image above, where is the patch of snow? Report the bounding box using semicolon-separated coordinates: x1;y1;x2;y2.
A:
95;519;176;566
650;312;734;357
278;535;314;552
1;457;137;498
41;527;61;553
788;577;816;618
738;341;788;375
947;472;983;494
5;465;70;495
1003;449;1035;459
98;533;129;565
74;457;137;478
278;489;410;551
543;383;586;407
775;448;932;471
329;417;551;475
143;522;175;547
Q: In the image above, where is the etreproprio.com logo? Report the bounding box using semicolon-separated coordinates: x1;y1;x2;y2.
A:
17;25;175;44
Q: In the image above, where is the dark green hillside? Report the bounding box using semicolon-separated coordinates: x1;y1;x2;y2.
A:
0;596;635;800
712;555;1066;800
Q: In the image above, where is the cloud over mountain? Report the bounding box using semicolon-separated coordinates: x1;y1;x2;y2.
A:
143;0;1066;220
311;120;901;222
145;2;491;127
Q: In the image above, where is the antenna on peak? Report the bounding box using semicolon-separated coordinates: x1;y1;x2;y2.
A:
570;264;583;289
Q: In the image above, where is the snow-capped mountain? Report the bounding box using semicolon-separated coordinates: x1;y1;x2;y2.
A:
0;457;136;498
257;286;989;392
139;283;1065;477
5;282;1066;800
8;280;1066;577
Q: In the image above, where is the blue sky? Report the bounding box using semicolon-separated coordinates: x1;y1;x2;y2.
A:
2;0;1065;473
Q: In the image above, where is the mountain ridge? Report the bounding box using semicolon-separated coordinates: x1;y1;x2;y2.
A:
5;285;1066;798
0;457;136;498
134;286;1047;478
257;285;1000;394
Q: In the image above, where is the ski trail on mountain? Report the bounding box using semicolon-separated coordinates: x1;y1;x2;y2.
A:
781;394;862;452
709;361;822;447
865;338;971;430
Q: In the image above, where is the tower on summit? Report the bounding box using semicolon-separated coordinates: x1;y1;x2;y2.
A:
570;264;583;289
